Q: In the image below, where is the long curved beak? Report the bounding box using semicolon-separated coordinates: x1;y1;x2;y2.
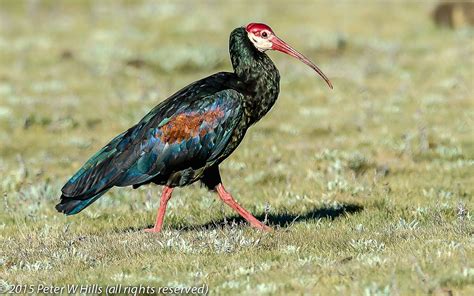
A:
271;36;333;89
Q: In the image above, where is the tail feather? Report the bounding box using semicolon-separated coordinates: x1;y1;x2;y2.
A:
57;122;159;215
57;131;131;215
56;190;108;215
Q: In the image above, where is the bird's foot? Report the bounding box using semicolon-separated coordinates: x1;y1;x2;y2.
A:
144;227;162;233
252;222;273;232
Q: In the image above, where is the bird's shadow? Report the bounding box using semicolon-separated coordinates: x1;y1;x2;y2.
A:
180;202;363;231
122;202;363;233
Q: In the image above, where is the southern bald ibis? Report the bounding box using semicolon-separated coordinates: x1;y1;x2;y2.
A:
56;23;332;232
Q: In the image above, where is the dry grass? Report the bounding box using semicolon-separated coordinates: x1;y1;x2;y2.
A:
0;1;473;295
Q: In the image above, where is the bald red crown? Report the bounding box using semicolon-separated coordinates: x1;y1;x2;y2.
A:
245;23;274;35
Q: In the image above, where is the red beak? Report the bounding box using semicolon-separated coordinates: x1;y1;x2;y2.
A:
271;36;333;89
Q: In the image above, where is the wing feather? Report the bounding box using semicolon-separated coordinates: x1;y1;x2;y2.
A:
61;84;243;199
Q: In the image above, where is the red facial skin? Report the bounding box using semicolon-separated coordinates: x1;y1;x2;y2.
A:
246;23;274;37
245;23;333;89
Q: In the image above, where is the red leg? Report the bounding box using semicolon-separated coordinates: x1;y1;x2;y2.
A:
144;186;174;233
216;183;272;231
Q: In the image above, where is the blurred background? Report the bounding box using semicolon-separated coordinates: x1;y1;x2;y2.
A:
0;0;472;293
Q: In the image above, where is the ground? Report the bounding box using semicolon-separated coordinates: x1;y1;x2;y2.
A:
0;1;472;295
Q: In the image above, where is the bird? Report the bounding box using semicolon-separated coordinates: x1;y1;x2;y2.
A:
56;23;332;232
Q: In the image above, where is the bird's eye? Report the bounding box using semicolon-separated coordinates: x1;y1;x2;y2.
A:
261;31;268;38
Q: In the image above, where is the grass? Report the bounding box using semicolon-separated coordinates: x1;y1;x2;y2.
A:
0;0;473;294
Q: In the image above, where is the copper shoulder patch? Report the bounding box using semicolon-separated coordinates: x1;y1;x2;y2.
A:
159;109;225;143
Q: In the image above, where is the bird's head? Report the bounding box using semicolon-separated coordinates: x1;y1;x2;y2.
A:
245;23;333;89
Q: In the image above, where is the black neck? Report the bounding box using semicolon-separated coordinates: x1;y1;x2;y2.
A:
229;27;280;125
